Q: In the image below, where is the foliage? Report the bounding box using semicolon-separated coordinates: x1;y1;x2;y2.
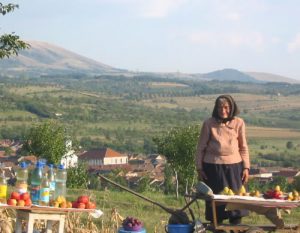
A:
292;176;300;191
22;120;68;164
67;162;89;189
163;163;175;194
154;125;200;194
0;2;30;59
286;141;294;149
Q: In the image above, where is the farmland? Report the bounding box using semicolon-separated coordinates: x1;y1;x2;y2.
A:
0;75;300;168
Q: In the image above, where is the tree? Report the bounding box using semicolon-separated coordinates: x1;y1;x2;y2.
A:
67;162;89;189
154;125;200;196
22;120;69;164
0;2;30;59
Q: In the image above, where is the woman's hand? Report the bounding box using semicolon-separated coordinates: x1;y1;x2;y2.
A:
242;168;249;184
197;169;207;181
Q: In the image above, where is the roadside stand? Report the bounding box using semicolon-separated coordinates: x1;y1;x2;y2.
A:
99;174;300;233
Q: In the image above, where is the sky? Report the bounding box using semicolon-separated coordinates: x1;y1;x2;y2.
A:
2;0;300;80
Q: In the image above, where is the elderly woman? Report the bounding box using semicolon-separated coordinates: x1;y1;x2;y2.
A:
195;94;250;225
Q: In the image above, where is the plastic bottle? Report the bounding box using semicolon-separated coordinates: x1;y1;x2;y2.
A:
0;169;7;204
30;161;43;205
47;164;56;201
39;173;50;206
54;164;67;200
15;161;29;194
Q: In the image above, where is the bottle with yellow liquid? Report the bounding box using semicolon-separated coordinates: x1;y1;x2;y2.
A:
39;173;50;206
0;169;7;203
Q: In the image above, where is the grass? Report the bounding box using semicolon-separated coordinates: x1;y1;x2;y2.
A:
65;189;300;232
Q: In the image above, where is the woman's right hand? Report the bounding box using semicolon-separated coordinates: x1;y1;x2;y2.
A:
197;169;207;181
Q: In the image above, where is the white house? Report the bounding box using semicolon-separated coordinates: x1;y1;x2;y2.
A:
79;147;128;167
60;140;78;168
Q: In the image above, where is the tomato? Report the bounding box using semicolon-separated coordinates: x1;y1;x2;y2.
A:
17;199;25;207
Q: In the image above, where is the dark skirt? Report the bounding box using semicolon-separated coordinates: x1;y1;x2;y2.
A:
203;162;249;222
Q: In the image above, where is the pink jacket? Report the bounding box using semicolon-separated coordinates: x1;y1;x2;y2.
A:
195;117;250;170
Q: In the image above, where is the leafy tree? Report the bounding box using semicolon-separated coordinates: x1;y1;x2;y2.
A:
22;120;69;164
163;163;175;194
67;162;89;189
154;125;200;196
0;2;30;59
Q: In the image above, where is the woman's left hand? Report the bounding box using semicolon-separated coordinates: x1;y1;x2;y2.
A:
242;168;249;184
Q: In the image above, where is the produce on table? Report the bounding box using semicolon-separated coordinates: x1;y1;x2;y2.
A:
122;216;143;231
7;191;32;206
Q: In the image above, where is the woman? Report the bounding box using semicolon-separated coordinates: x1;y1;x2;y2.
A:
195;94;250;225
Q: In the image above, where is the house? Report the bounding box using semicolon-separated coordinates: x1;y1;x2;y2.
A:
60;140;78;168
79;147;128;167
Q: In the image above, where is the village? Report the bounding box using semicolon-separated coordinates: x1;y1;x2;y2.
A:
1;139;299;191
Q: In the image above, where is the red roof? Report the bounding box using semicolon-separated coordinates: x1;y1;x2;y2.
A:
79;148;125;160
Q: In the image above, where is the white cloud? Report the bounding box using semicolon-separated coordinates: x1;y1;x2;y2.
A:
288;33;300;53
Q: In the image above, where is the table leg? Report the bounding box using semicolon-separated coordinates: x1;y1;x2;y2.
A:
15;212;23;233
46;220;54;233
58;215;65;233
211;200;218;229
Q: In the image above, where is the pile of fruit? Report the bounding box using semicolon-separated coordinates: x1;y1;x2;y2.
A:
286;190;299;201
263;185;284;199
72;195;96;209
122;216;143;231
7;191;32;207
50;195;72;208
220;185;248;196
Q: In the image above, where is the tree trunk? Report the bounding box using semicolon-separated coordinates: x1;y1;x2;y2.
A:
174;169;179;199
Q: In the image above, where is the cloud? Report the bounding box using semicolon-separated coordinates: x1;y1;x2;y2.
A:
137;0;188;18
288;33;300;53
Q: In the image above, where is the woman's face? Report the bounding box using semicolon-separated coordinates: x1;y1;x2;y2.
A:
217;100;231;119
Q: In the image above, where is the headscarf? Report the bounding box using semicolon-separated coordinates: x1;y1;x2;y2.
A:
212;94;240;123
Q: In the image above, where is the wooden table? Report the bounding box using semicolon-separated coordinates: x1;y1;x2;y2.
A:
189;194;300;233
0;204;96;233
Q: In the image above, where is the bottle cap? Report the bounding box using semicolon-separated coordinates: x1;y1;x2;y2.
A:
48;164;54;168
58;164;65;170
20;161;28;169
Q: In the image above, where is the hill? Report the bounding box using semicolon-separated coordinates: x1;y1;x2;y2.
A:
0;41;126;77
0;40;300;84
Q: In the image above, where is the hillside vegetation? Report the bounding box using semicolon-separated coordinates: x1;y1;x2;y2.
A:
0;74;300;167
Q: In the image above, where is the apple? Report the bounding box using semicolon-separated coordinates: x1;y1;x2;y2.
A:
72;201;78;208
10;192;20;201
77;202;86;209
17;199;25;207
7;198;17;206
20;192;30;201
77;195;89;204
25;199;32;206
86;201;96;209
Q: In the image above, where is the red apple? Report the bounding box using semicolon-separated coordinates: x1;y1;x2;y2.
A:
77;195;89;204
7;198;17;206
10;192;20;201
86;201;96;209
77;202;86;209
72;201;78;208
25;199;32;206
17;199;25;207
20;192;30;201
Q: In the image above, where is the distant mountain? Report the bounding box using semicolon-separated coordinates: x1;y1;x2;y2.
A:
200;68;259;82
245;72;300;84
0;41;126;77
1;40;299;84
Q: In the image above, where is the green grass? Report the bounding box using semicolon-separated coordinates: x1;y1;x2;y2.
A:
66;189;300;232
